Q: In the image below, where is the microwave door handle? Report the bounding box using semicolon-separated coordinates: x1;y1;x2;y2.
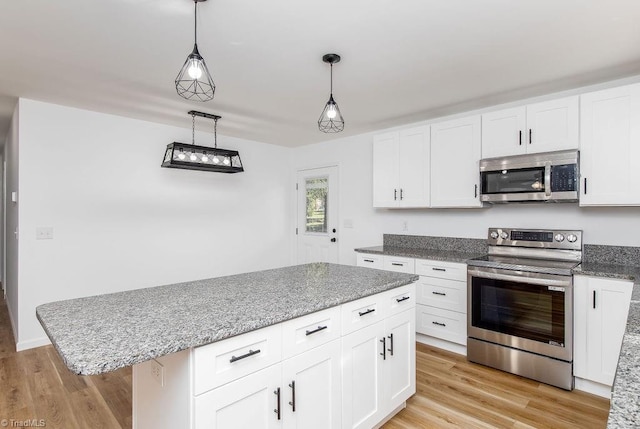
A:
544;164;552;197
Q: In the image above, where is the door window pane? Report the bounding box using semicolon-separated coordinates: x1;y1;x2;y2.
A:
305;177;328;233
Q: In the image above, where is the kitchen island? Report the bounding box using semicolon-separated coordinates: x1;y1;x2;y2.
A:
37;263;418;429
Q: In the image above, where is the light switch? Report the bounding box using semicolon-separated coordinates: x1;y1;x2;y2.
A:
343;219;354;228
36;227;54;240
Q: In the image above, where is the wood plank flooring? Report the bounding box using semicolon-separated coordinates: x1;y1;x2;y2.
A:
0;293;609;428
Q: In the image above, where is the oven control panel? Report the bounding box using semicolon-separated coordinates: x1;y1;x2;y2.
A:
487;228;582;250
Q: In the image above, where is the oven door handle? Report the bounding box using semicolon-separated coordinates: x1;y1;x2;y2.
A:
468;268;571;288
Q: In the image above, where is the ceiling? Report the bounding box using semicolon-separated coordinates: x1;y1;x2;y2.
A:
1;0;640;147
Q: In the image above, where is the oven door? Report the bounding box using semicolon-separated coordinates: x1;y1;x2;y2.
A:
467;267;572;362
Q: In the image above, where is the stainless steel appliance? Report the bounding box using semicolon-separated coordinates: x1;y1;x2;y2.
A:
467;228;582;390
480;150;579;203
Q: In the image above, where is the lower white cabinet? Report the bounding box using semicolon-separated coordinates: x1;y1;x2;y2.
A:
342;308;416;429
574;275;633;387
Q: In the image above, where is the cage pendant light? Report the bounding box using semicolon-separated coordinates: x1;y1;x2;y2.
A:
161;111;244;173
175;0;215;102
318;53;344;133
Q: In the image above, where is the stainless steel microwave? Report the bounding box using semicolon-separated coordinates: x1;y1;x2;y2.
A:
479;150;579;203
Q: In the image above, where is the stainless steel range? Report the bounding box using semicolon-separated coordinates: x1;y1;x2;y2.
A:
466;228;582;390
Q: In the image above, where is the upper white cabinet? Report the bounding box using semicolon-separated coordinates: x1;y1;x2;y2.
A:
373;126;430;208
481;96;579;158
579;83;640;206
430;115;482;208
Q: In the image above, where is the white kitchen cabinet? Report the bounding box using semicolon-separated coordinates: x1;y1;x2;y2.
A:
574;275;633;387
430;115;482;208
579;83;640;206
372;126;430;208
383;309;416;412
382;255;415;274
481;96;579;158
356;253;383;270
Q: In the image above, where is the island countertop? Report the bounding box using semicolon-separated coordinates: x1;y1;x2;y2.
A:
36;263;418;376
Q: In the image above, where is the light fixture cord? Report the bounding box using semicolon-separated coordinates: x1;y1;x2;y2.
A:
194;0;198;45
330;63;333;95
192;113;196;145
214;117;218;148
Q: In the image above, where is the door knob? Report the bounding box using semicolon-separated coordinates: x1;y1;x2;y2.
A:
332;228;337;233
330;238;337;242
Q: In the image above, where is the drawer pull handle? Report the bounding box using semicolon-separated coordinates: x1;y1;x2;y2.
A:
288;381;296;412
364;259;374;263
432;267;446;272
396;296;410;303
432;291;447;296
387;333;394;356
380;337;386;360
230;349;261;363
359;308;376;317
274;387;281;420
432;321;446;327
391;262;404;267
305;325;328;336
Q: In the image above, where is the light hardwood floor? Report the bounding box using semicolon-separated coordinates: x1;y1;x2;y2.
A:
0;294;609;428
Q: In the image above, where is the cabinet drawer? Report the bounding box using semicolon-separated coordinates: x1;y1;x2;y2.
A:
341;293;386;335
416;304;467;345
415;259;466;281
193;324;282;395
386;283;417;317
416;277;466;313
356;253;383;269
281;306;341;359
383;256;415;273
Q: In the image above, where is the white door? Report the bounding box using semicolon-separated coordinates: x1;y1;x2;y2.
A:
282;339;342;429
296;166;339;264
481;106;527;158
384;308;416;412
526;96;579;154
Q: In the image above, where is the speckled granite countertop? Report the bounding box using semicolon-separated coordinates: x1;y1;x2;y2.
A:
36;263;418;376
355;245;484;264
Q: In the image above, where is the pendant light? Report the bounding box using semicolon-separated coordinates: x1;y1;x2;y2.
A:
175;0;215;102
161;111;243;173
318;53;344;133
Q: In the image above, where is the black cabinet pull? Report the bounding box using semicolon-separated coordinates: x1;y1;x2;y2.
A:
432;267;446;272
394;189;397;200
274;387;281;420
364;259;374;263
432;291;447;296
519;130;522;145
391;262;404;267
358;308;375;317
474;184;478;198
288;381;296;412
593;290;596;309
529;129;532;144
396;296;410;303
230;349;261;363
387;333;394;356
380;337;386;360
305;325;328;336
432;321;446;327
584;178;588;195
400;189;404;200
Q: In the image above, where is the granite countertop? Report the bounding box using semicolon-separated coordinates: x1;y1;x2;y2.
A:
36;263;418;376
355;245;484;264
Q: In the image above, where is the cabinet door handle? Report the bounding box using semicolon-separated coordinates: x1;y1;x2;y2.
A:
584;178;588;195
432;321;446;327
391;262;404;267
358;308;375;317
474;184;478;198
288;381;296;412
400;188;404;200
363;259;374;263
387;333;394;356
305;325;328;336
529;129;532;144
396;296;410;303
274;387;281;420
432;291;447;296
380;337;386;360
519;130;522;146
230;349;261;363
432;267;446;272
593;290;596;309
394;189;397;200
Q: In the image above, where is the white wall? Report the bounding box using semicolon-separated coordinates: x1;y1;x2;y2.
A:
4;102;19;338
14;99;292;349
291;131;640;267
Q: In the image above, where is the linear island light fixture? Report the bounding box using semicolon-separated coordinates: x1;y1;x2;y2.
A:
161;111;244;173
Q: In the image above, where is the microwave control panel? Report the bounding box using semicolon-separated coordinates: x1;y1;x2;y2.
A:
550;164;578;192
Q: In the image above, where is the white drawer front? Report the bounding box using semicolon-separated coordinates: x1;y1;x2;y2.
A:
341;294;386;335
356;253;383;269
416;277;466;313
281;306;342;359
193;324;282;395
415;259;466;281
386;283;417;317
383;256;415;273
416;304;467;345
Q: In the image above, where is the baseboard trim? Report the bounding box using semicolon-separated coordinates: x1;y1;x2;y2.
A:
16;336;51;351
417;333;467;356
574;377;612;399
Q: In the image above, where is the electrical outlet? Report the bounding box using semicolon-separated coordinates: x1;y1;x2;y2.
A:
402;221;408;232
150;359;164;387
36;227;54;240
